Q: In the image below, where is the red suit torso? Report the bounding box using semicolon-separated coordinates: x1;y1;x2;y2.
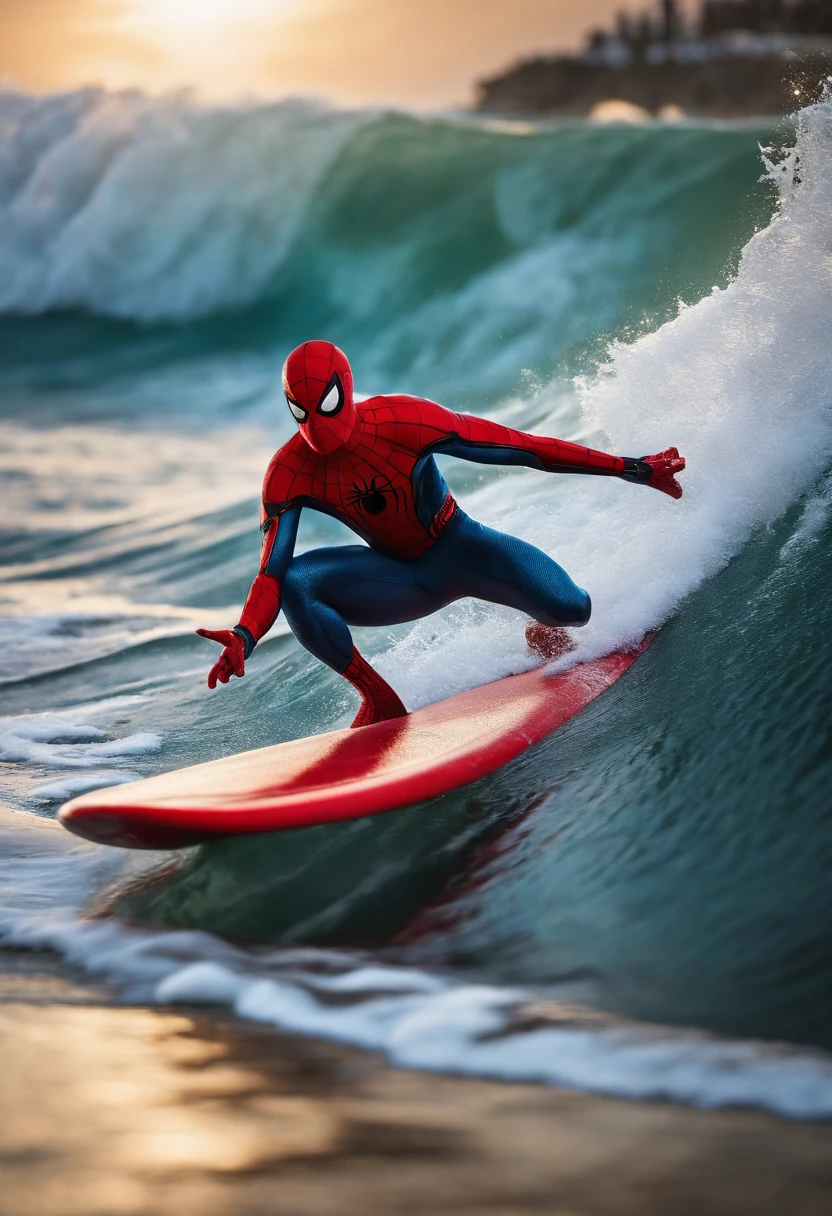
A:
260;394;626;562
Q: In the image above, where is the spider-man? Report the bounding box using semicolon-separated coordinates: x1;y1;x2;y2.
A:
198;341;685;727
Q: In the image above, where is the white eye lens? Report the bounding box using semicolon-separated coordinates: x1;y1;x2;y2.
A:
287;398;306;422
319;382;341;414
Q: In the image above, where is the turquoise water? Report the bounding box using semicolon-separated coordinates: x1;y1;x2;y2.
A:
2;88;832;1107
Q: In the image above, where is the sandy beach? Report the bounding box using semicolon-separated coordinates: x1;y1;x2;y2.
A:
2;948;831;1216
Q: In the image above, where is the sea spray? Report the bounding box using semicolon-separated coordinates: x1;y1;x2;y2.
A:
378;97;832;705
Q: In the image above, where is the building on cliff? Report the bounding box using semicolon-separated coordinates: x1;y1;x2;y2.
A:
475;0;832;117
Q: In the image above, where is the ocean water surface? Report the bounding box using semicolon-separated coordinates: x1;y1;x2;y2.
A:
1;88;832;1115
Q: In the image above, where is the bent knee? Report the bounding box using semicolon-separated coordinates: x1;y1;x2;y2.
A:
570;589;592;626
546;587;591;627
281;557;317;609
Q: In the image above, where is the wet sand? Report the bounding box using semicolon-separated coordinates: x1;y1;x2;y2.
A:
1;949;831;1216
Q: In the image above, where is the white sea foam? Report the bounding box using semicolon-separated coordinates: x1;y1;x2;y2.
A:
3;796;832;1119
1;850;831;1119
377;97;832;708
0;697;160;768
780;470;832;555
31;772;142;801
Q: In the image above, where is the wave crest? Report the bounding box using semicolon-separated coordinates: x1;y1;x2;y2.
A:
0;88;775;353
0;89;366;320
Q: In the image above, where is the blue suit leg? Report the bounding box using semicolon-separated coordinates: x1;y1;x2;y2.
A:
435;515;591;627
280;545;454;672
280;514;589;675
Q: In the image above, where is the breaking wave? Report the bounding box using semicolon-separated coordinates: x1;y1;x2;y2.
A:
1;90;831;1116
0;88;780;396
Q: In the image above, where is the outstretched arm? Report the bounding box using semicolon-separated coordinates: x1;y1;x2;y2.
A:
196;506;300;688
409;398;685;499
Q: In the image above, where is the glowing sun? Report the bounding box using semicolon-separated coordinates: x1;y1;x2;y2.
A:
118;0;297;45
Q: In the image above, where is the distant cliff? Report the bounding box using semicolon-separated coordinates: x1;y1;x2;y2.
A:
474;51;832;117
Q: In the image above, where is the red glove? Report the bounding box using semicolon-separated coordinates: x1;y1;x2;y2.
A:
640;447;685;499
196;628;246;689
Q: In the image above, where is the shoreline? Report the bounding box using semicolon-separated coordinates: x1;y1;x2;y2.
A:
2;948;831;1216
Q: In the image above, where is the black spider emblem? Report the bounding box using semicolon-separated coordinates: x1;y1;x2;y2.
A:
346;475;394;515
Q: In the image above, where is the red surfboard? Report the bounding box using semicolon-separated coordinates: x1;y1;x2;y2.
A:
59;644;647;850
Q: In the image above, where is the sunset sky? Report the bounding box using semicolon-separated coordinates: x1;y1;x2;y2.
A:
0;0;660;107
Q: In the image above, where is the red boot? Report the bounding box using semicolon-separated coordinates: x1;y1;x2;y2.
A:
525;621;577;662
342;647;408;728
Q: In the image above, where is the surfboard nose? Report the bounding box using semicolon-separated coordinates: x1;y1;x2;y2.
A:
57;646;648;850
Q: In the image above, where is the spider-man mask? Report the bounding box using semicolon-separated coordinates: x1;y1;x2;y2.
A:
282;341;357;455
